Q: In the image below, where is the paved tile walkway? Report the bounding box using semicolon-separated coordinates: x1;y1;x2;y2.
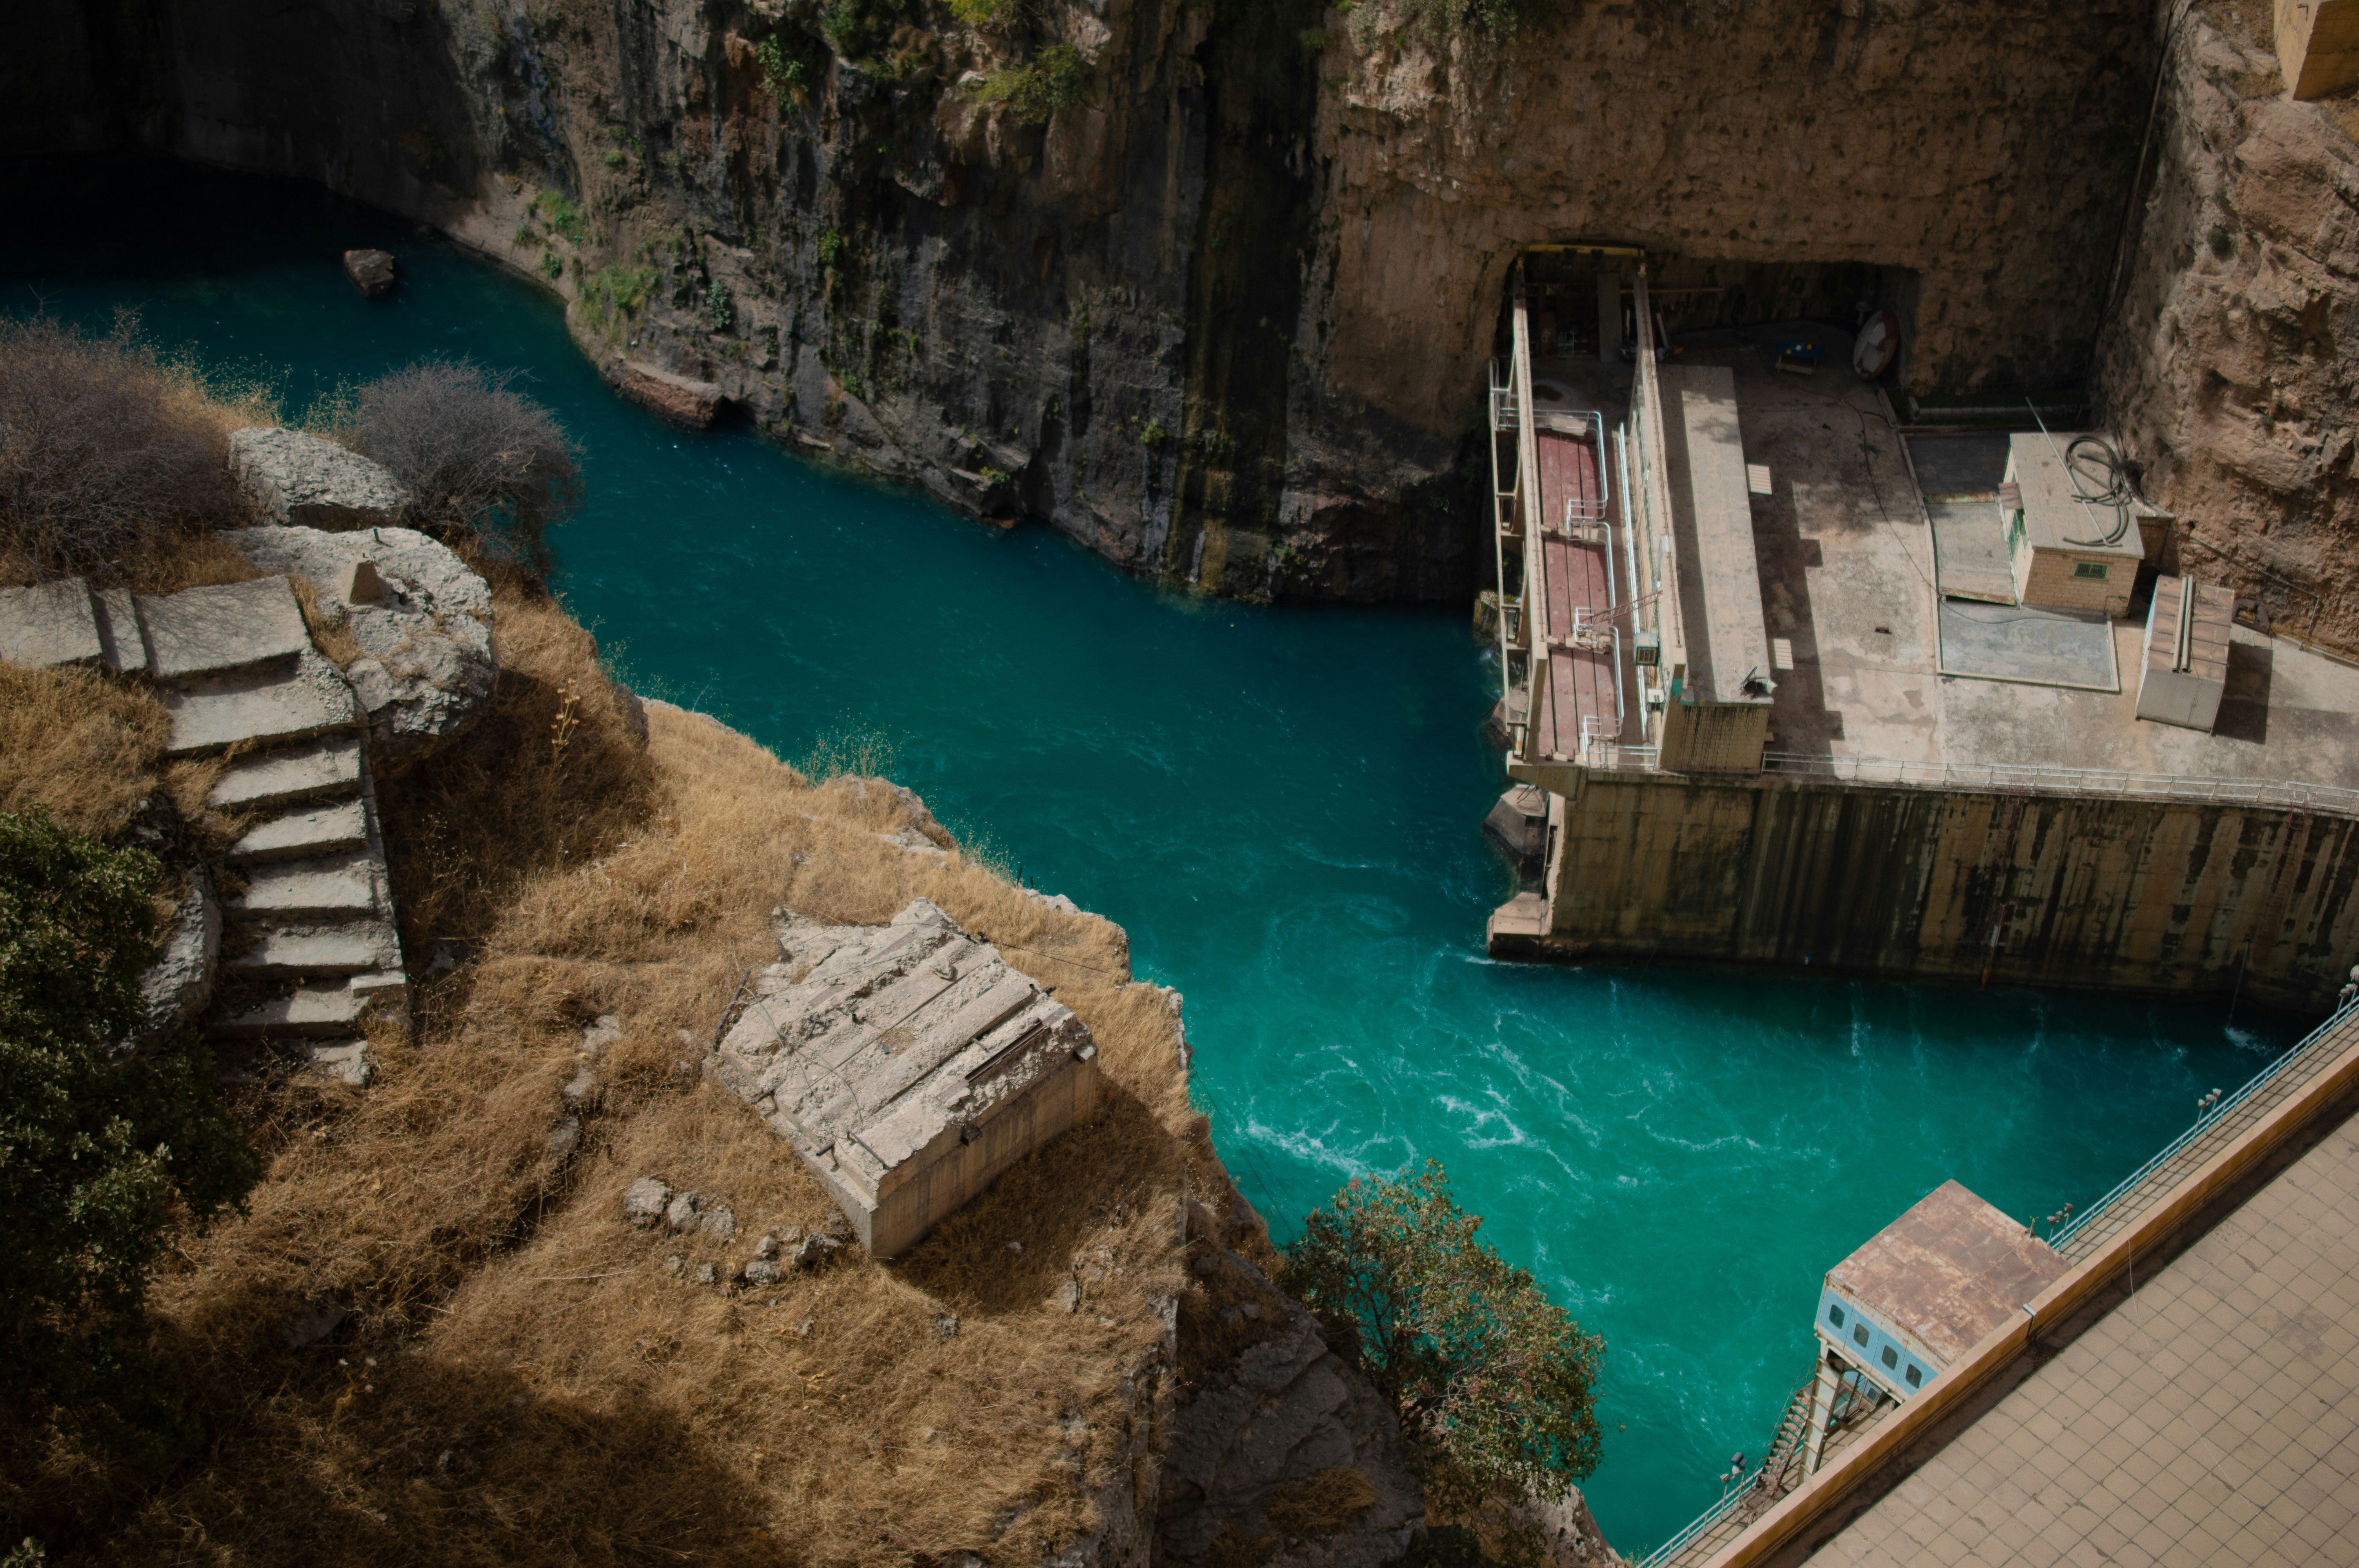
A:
1815;1107;2359;1567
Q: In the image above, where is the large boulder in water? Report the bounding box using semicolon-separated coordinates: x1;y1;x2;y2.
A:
229;426;412;530
229;524;495;769
343;249;397;297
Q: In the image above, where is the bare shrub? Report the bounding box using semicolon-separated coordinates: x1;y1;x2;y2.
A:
0;312;256;582
344;358;583;574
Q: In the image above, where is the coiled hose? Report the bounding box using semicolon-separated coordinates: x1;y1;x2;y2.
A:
2060;433;2137;547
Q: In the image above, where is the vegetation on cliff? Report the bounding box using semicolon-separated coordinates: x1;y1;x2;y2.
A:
0;809;256;1457
1284;1161;1605;1528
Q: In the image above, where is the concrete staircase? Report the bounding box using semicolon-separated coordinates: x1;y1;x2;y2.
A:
107;576;407;1085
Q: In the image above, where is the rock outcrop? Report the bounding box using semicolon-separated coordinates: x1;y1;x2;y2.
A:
12;0;2185;606
617;359;723;427
2099;5;2359;650
229;524;495;767
228;426;411;530
343;247;396;296
1160;1305;1423;1568
129;867;220;1058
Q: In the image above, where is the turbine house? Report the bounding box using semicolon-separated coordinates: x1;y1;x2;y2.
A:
1801;1180;2070;1471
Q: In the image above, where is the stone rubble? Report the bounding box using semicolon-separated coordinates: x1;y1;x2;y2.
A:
229;426;412;530
708;899;1100;1258
622;1177;672;1228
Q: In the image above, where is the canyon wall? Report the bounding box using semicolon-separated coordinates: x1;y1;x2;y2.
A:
2100;2;2359;651
5;0;2170;604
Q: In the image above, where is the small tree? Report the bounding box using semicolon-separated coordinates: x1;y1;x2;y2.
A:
1282;1161;1604;1516
345;357;583;573
0;809;255;1435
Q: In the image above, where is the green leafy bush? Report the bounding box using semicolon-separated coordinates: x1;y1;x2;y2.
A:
755;31;821;96
971;43;1084;124
0;808;256;1427
817;229;847;268
703;281;736;333
539;250;563;281
529;189;584;241
1281;1160;1605;1514
588;265;658;318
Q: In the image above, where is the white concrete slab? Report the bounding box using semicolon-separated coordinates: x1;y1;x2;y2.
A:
226;799;369;864
91;587;149;673
162;651;358;756
0;579;102;669
140;575;309;682
228;852;378;919
209;734;363;809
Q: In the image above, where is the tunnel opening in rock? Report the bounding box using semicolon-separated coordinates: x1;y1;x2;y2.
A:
1497;247;1921;386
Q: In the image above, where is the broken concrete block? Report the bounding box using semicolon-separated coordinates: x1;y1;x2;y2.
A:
307;1040;371;1087
710;900;1098;1259
0;579;102;670
229;427;411;530
617;359;723;427
229;526;495;768
343;249;397;296
139;575;310;682
622;1177;671;1228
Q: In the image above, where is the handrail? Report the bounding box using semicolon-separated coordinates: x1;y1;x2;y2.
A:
1759;752;2359;815
2052;995;2359;1257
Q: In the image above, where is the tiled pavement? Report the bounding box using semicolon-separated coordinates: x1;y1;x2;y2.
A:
1814;1109;2359;1567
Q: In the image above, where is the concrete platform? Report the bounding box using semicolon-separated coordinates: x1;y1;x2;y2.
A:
1814;1096;2359;1568
1936;599;2119;691
140;575;310;681
0;579;102;669
1715;347;2359;789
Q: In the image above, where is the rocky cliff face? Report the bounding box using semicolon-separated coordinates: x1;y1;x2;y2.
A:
2099;1;2359;650
4;0;2189;607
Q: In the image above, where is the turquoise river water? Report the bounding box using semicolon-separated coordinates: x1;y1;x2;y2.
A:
2;162;2301;1552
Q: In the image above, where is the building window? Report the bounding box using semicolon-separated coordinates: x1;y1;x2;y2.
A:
1828;1305;1846;1329
1852;1323;1870;1348
2073;561;2109;580
1881;1345;1899;1370
1906;1364;1923;1388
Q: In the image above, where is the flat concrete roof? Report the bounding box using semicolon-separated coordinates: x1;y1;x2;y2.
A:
1828;1180;2070;1368
2010;431;2146;560
1816;1099;2359;1568
1661;363;1773;707
1716;338;2359;790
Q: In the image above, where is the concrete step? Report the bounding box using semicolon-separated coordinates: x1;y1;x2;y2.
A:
226;922;400;981
227;799;369;865
228;851;378;920
208;985;373;1039
139;575;309;682
211;734;363;811
347;969;409;1005
92;586;150;674
164;652;358;757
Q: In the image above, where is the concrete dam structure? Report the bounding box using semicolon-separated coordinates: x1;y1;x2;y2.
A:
1483;261;2359;1012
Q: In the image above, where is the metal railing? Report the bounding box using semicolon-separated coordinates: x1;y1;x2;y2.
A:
2050;999;2358;1259
1759;753;2359;816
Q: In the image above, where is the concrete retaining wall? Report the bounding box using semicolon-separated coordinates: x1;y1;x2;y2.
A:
1519;772;2359;1010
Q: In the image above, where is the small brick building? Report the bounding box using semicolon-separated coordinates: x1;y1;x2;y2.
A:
2002;432;2145;617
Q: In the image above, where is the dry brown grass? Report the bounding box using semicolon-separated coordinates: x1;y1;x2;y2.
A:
0;662;167;839
8;580;1237;1567
286;573;364;667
